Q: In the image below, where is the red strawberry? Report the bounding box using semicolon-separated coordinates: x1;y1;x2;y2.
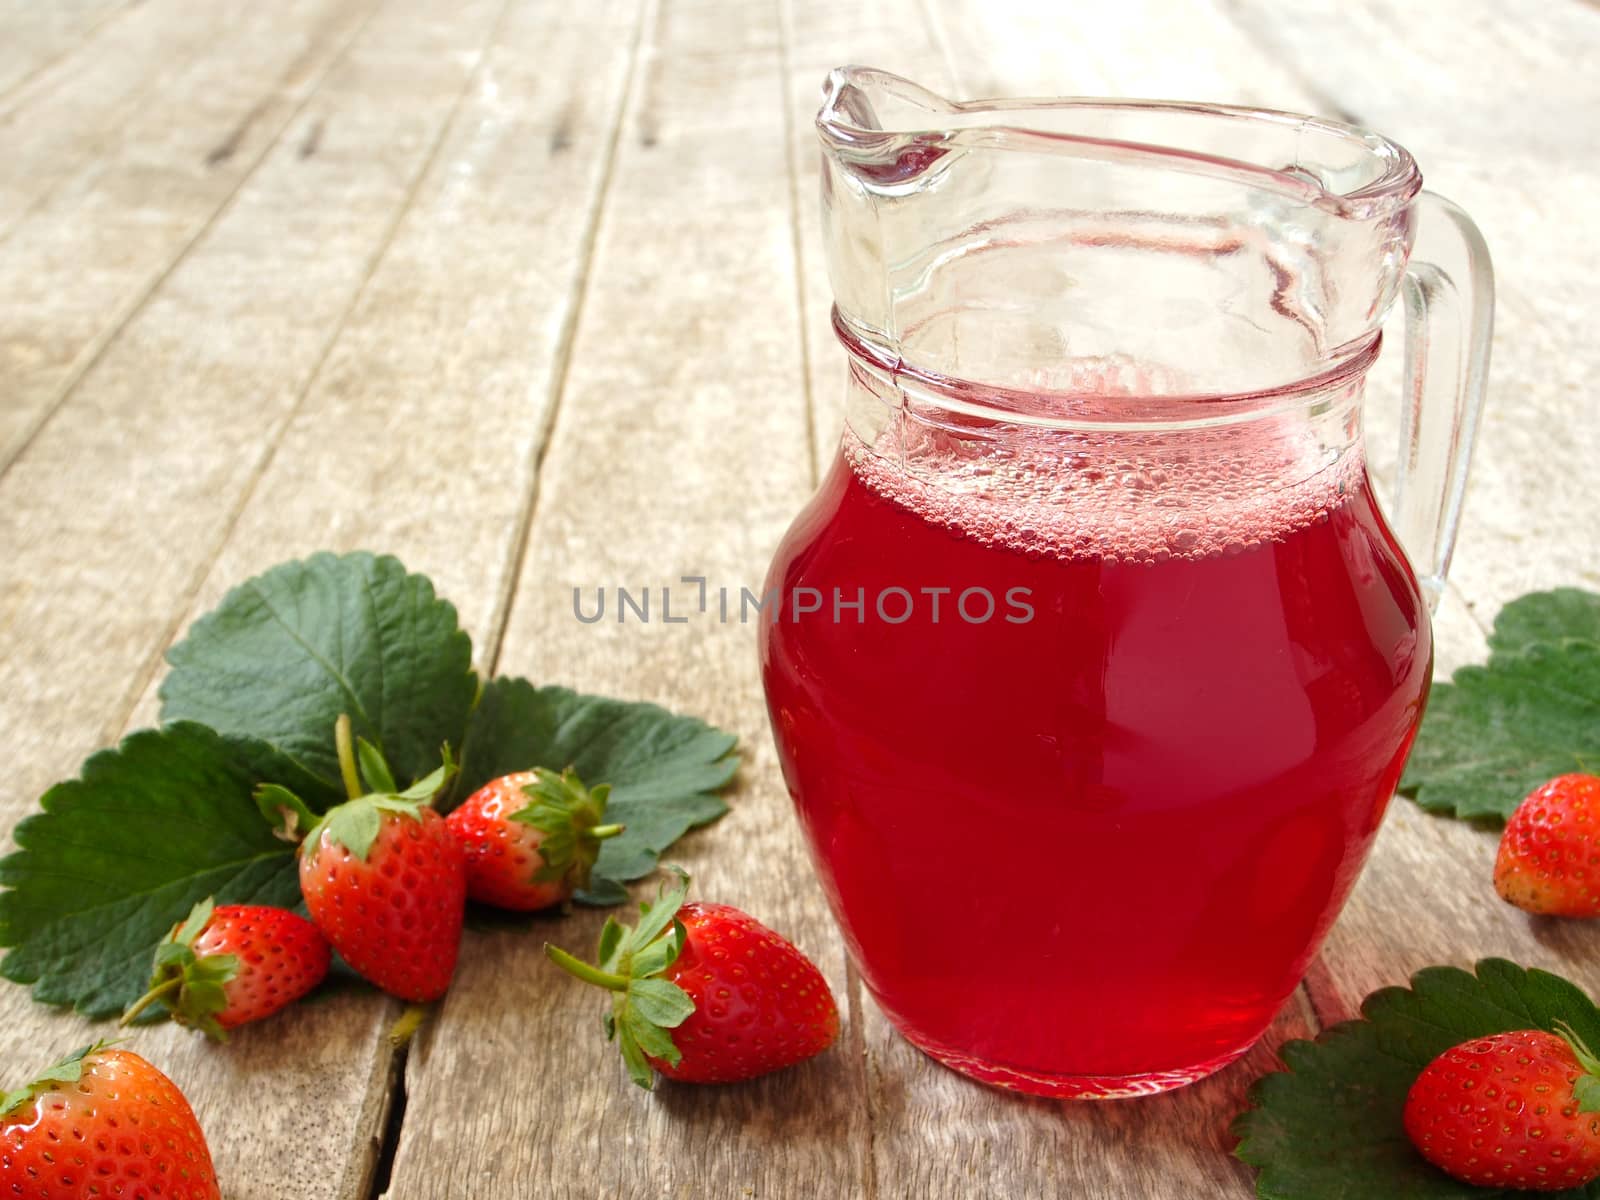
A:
1403;1025;1600;1191
0;1044;221;1199
1496;773;1600;917
260;715;466;1003
546;870;839;1087
445;768;623;910
121;898;331;1038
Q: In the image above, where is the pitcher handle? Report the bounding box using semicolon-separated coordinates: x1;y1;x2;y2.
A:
1393;190;1494;611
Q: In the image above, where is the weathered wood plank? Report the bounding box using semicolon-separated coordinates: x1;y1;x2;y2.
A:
0;1;526;1196
0;5;1590;1200
1223;0;1600;605
122;0;642;717
0;0;136;103
0;0;382;860
1219;0;1600;1026
864;997;1316;1198
0;0;250;239
384;1;872;1196
0;0;378;476
927;0;1306;103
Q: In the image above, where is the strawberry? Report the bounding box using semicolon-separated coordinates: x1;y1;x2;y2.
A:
1496;773;1600;917
1403;1025;1600;1191
121;897;331;1038
546;870;839;1087
445;768;623;910
259;715;466;1003
0;1044;221;1199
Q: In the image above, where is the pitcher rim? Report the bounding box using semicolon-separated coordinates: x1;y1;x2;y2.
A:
818;65;1422;219
834;306;1384;430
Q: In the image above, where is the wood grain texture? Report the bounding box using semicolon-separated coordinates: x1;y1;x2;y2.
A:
864;997;1316;1198
0;0;136;103
383;1;873;1195
123;0;643;731
0;0;377;476
930;0;1305;103
0;0;247;239
1223;0;1600;605
1219;0;1600;1029
0;1;529;1196
0;2;1593;1199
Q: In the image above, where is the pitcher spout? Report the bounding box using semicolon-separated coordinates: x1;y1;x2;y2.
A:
817;67;963;187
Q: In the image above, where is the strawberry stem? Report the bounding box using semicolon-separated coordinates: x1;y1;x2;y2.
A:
589;824;625;841
119;977;182;1027
389;1004;430;1048
545;943;628;991
335;714;363;802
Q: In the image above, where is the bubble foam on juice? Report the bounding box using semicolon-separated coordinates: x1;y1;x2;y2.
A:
843;413;1365;566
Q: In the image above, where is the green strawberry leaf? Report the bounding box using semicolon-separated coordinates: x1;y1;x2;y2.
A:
173;896;216;945
0;1043;99;1118
1234;959;1600;1199
356;738;399;794
1402;589;1600;821
1401;639;1600;821
629;977;695;1026
596;917;624;970
545;872;693;1089
317;794;429;862
628;936;679;980
580;876;630;907
300;734;457;862
0;724;339;1018
617;1022;652;1088
159;551;478;796
1557;1021;1600;1115
622;1005;679;1059
1488;588;1600;657
324;801;387;862
454;679;738;902
510;770;618;892
255;783;318;841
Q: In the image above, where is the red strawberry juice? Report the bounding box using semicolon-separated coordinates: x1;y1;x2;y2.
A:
759;399;1430;1097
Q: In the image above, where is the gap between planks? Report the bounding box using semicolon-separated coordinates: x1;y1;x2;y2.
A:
0;0;143;112
477;0;654;679
364;3;654;1194
3;0;575;1192
81;0;411;756
0;7;227;249
0;0;388;487
121;0;524;737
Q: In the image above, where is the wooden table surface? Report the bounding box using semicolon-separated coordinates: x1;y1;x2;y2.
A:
1;0;1596;1196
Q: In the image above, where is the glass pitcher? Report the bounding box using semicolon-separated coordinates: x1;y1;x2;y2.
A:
759;68;1492;1099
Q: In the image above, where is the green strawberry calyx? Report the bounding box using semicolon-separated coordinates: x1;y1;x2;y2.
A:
513;768;623;894
1553;1021;1600;1114
0;1042;108;1121
119;897;240;1041
545;867;696;1089
255;714;456;861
